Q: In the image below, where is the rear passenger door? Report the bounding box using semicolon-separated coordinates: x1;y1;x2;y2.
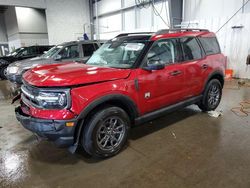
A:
180;37;207;97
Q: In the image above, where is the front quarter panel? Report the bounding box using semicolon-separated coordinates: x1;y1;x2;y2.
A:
70;76;139;116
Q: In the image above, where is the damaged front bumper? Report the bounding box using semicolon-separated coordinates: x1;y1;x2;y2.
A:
15;106;77;147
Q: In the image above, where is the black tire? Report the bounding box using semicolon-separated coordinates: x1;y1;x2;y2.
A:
81;106;130;158
0;66;8;80
198;79;222;112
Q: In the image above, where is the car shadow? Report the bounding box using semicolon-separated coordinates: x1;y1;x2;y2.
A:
27;105;201;164
130;105;201;140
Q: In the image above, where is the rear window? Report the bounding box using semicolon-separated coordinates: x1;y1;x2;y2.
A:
180;37;202;61
198;37;221;55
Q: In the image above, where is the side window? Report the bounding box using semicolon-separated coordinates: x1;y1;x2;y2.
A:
82;43;96;57
198;37;221;55
20;49;28;56
94;43;99;50
28;47;38;55
18;47;36;56
147;38;181;66
181;37;202;61
58;45;79;59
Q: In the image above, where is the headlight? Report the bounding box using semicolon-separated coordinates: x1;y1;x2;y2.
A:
7;66;19;74
21;84;71;109
36;91;68;109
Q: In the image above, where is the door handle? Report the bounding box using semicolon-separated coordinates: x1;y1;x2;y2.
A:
170;70;182;76
201;64;208;69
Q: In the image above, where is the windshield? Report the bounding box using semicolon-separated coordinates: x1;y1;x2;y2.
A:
86;40;146;68
7;48;24;56
40;45;63;58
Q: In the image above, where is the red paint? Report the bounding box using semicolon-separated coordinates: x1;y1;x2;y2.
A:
20;31;226;120
23;63;131;87
150;31;216;41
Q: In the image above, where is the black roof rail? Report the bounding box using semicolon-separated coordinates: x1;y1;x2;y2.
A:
155;28;209;35
115;32;154;38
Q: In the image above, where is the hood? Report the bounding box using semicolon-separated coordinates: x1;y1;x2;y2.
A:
23;62;131;87
9;57;53;69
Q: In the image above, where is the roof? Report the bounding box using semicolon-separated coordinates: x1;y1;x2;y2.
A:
58;40;105;46
116;29;216;41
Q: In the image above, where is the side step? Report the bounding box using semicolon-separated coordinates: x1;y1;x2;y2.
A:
134;95;202;125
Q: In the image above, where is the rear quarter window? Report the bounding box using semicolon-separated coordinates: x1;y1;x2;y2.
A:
198;37;221;55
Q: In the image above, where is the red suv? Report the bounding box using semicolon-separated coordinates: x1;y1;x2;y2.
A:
16;29;226;158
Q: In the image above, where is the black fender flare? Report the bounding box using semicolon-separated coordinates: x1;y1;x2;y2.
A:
71;94;139;150
202;70;225;93
77;94;139;120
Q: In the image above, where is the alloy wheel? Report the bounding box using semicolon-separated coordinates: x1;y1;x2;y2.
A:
96;116;126;151
208;84;220;107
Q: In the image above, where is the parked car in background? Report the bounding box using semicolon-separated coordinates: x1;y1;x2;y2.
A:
0;45;53;79
6;41;104;88
15;29;226;158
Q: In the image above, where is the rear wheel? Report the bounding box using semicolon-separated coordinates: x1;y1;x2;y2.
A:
81;106;130;158
0;66;8;80
198;79;222;112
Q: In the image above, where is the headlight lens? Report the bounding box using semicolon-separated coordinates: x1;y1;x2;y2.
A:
7;66;19;74
21;84;70;109
36;92;68;109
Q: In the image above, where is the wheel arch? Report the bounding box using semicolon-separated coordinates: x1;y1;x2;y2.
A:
203;71;224;92
73;94;139;144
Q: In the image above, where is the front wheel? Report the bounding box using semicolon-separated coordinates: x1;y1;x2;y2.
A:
198;79;222;112
81;106;130;158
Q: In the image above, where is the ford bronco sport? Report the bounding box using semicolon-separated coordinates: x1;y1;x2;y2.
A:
15;29;226;158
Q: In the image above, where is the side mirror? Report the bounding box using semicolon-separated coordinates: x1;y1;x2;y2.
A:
43;51;47;54
54;54;62;61
143;60;165;71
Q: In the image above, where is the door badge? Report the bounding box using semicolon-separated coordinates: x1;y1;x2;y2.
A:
145;92;151;99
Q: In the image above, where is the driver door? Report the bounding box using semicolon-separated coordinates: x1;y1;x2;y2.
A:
137;38;186;114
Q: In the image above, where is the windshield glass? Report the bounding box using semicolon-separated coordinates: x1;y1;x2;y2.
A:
40;45;63;58
86;40;146;68
7;48;24;56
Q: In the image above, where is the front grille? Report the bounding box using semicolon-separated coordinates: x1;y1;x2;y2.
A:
21;83;40;108
22;82;39;96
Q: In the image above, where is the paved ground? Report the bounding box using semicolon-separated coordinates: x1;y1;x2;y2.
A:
0;80;250;188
